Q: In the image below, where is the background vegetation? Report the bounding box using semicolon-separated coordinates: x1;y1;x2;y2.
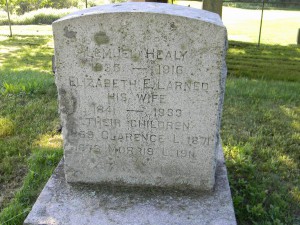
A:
0;2;299;225
0;8;77;25
1;0;79;15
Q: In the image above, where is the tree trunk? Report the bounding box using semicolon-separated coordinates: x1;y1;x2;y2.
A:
128;0;168;3
297;28;300;45
5;0;12;37
202;0;223;18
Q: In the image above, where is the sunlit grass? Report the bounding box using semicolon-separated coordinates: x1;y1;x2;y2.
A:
222;78;300;224
33;134;63;149
0;117;14;137
0;9;299;224
291;187;300;203
223;7;300;45
0;25;53;36
0;34;62;220
0;35;53;71
227;41;300;82
174;2;300;45
0;35;54;96
1;5;300;45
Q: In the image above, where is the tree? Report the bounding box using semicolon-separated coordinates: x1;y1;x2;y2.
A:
202;0;224;18
1;0;79;15
1;0;12;37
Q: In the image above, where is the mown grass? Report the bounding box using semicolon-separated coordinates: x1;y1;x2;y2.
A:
0;25;53;36
222;78;300;224
223;2;300;10
227;41;300;82
175;1;300;46
0;28;299;224
223;8;300;45
0;35;63;224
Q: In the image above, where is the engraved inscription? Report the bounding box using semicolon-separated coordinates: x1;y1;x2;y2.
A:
54;7;227;189
69;129;212;149
69;77;209;92
68;46;213;166
79;117;121;128
153;108;182;117
77;46;188;61
127;120;190;131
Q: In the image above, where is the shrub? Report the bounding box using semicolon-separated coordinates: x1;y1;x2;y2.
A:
0;7;78;25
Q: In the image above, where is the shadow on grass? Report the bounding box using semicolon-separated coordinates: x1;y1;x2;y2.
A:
0;87;62;206
0;35;62;223
0;35;299;224
227;41;300;82
222;78;300;224
0;35;54;95
0;147;63;225
0;35;53;72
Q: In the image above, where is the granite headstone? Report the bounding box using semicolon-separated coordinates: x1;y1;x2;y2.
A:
24;3;236;225
52;2;227;191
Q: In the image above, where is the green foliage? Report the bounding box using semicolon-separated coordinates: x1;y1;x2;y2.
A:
0;0;79;15
21;13;62;24
0;7;77;25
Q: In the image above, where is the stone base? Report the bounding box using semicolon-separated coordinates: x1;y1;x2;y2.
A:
24;145;236;225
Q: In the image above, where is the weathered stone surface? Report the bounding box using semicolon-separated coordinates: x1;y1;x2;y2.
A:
53;3;227;190
24;145;236;225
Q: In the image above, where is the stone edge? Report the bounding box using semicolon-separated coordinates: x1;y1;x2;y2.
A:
53;2;224;27
24;144;237;225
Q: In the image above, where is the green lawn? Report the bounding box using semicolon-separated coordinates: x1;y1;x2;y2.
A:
1;3;300;45
223;78;300;224
223;7;300;45
227;41;300;82
0;12;299;225
0;25;53;36
0;35;63;224
175;1;300;46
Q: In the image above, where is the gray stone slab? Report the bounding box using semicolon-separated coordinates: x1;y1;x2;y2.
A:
53;3;228;190
24;144;236;225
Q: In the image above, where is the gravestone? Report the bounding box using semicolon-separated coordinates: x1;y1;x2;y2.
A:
24;3;236;225
53;2;227;191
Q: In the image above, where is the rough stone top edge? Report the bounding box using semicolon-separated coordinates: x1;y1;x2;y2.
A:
53;2;224;27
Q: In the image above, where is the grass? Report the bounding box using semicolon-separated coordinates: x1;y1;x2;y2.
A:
222;78;300;224
0;25;53;36
227;41;300;82
223;7;300;45
0;35;63;223
223;2;300;10
1;3;300;45
175;1;300;46
0;14;299;225
0;149;62;224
